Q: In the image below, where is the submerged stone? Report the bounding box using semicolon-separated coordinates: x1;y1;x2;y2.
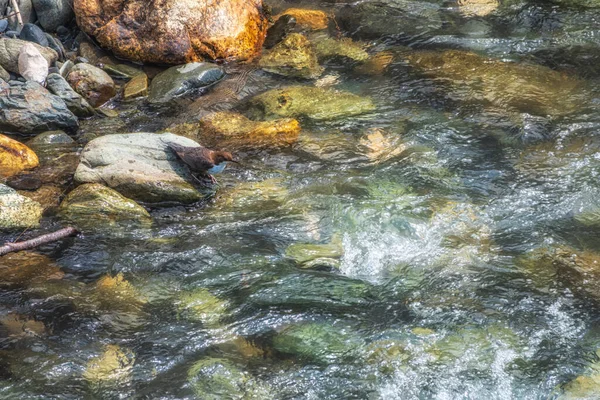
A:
196;111;301;148
285;236;343;269
18;185;63;214
212;179;289;212
83;345;134;386
27;130;74;145
274;8;329;31
403;49;582;117
272;322;362;364
187;358;272;399
310;33;369;62
0;134;39;178
517;246;600;301
337;0;442;40
249;273;376;310
147;62;224;104
59;183;151;228
0;252;64;287
258;33;323;79
93;273;147;310
176;288;229;326
247;85;375;121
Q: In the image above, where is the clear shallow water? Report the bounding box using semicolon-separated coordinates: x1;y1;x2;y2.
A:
4;1;600;399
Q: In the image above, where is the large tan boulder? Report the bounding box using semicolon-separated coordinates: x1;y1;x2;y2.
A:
73;0;269;64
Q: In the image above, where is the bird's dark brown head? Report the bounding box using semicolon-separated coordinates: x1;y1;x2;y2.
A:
213;151;236;164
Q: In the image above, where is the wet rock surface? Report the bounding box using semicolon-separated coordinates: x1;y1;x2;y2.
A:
259;33;323;79
73;0;269;64
75;132;207;204
46;73;95;117
59;183;151;228
147;62;224;104
0;184;43;229
66;63;116;108
247;85;376;120
0;80;79;134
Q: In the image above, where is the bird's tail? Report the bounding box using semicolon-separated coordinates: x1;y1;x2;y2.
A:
160;138;185;154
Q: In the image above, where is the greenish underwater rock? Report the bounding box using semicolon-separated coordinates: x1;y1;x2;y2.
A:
59;183;151;228
309;33;369;62
0;184;43;229
285;236;343;269
403;49;582;117
573;191;600;227
258;33;323;79
148;62;224;104
249;273;375;310
74;132;206;205
83;344;135;387
247;86;375;121
176;288;229;327
187;358;272;400
272;322;363;364
336;0;442;40
27;130;74;145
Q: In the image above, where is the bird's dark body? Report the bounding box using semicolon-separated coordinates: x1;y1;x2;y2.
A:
166;142;220;173
164;142;235;183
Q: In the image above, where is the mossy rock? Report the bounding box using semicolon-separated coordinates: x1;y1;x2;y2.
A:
0;184;43;229
247;86;375;121
285;235;343;269
176;288;230;327
309;33;369;62
212;179;289;213
259;33;323;79
59;183;151;229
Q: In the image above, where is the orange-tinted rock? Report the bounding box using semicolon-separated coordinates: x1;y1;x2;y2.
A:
275;8;329;30
0;134;39;178
73;0;269;64
0;252;64;287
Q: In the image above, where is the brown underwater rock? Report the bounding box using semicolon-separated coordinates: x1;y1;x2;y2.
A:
73;0;269;64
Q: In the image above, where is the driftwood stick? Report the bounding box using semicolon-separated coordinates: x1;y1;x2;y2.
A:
8;0;23;27
0;227;78;256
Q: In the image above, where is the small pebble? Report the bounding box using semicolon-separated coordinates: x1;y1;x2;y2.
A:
0;20;8;33
5;30;19;38
56;26;70;39
75;56;89;64
6;174;43;191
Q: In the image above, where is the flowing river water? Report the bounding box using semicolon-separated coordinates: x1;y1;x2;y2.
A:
4;0;600;399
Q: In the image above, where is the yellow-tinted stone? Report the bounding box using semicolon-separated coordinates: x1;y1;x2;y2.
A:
404;49;582;117
83;344;134;384
0;134;39;178
94;273;147;308
457;0;499;17
355;51;395;75
0;253;64;287
18;185;63;215
0;314;46;337
275;8;329;30
198;111;301;148
123;73;148;99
